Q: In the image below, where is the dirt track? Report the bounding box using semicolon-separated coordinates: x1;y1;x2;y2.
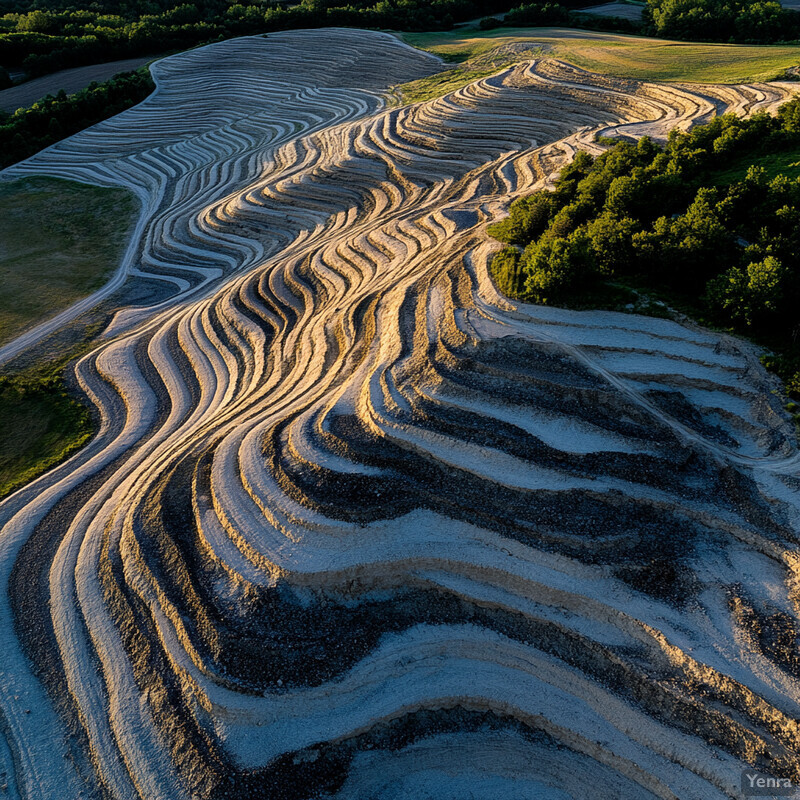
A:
0;56;156;112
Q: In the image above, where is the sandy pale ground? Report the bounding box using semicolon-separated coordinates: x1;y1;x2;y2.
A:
0;28;799;800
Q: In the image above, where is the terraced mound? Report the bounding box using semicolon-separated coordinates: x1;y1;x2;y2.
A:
1;28;799;800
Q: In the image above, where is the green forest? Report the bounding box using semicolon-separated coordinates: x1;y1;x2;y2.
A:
489;100;800;398
643;0;796;43
494;0;800;42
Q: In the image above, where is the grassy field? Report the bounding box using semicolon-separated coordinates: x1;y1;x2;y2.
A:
709;148;800;183
0;175;137;347
0;175;136;499
393;42;542;103
0;359;93;499
394;65;512;104
401;26;800;84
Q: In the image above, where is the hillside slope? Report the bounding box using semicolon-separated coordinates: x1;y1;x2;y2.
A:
0;29;799;800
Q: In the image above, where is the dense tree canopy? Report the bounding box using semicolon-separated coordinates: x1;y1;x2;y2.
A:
489;100;800;395
642;0;800;42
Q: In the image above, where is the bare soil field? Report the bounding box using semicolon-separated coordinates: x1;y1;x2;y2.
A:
580;1;645;21
0;55;156;112
0;28;799;800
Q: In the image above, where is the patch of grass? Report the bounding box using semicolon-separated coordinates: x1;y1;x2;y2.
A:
0;175;134;498
394;66;506;104
559;277;675;314
393;43;542;104
402;27;800;83
709;148;800;184
564;280;638;309
0;175;137;347
0;344;96;500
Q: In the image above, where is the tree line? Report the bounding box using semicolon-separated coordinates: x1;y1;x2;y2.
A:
482;0;800;43
0;67;154;167
643;0;797;43
489;100;800;396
